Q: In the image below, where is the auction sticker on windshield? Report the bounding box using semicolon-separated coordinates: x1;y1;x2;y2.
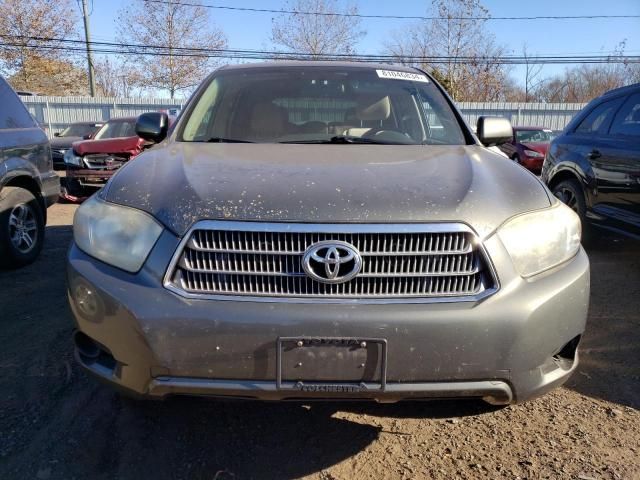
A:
376;69;429;83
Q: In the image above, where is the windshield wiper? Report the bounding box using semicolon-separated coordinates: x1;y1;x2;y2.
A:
205;137;254;143
280;135;402;145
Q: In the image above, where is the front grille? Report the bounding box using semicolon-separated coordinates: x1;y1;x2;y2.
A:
52;149;66;162
165;223;497;301
83;154;128;170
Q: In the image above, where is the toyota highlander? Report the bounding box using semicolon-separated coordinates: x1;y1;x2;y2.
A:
67;62;589;405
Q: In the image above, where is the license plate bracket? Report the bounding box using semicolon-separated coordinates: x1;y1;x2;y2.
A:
276;337;387;392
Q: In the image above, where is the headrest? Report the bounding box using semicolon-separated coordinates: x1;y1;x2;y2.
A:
250;102;287;137
356;95;391;121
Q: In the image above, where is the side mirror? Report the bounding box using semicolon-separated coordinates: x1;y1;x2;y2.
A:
54;132;61;137
477;116;513;147
135;112;169;144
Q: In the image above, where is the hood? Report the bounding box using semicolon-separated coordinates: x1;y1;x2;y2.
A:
521;142;549;155
72;136;145;156
50;136;81;149
103;143;552;238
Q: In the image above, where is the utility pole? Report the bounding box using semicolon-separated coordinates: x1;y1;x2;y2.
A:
81;0;96;96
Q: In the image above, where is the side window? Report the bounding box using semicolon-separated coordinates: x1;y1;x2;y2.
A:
574;97;624;136
0;77;37;129
121;121;135;137
610;93;640;138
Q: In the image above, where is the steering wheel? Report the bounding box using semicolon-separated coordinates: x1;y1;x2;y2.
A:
361;127;388;138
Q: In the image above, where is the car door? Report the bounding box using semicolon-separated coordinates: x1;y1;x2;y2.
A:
593;92;640;235
0;77;49;185
566;95;626;228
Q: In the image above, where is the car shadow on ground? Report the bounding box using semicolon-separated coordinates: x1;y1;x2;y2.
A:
61;387;501;480
564;231;640;409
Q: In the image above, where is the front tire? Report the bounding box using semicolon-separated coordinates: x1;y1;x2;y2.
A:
552;178;590;240
0;187;45;269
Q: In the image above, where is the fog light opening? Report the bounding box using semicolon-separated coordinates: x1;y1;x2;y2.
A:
553;335;581;369
73;331;101;359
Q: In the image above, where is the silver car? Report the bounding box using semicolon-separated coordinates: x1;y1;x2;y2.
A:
68;62;589;405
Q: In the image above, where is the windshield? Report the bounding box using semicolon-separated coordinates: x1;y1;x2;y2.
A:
93;119;136;140
59;123;100;138
180;67;467;145
515;129;553;143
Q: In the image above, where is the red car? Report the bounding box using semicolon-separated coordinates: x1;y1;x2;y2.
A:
498;126;554;174
61;117;149;201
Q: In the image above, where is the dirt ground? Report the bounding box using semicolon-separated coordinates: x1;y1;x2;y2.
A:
1;203;639;480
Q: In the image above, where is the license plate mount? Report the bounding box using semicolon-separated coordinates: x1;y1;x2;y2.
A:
276;337;387;392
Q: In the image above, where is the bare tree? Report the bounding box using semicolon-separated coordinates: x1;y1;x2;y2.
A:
94;58;138;97
271;0;365;58
522;44;544;102
116;0;226;98
0;0;77;92
536;41;636;103
385;0;508;101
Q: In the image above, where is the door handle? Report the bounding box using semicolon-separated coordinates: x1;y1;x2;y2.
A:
588;149;602;159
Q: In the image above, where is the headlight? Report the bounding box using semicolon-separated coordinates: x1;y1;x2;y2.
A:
497;202;581;277
523;149;544;158
73;195;163;272
64;149;84;166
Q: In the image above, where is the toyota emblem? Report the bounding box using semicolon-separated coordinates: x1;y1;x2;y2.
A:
302;240;362;284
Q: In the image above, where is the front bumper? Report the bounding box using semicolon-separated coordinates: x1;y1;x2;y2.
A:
521;156;544;173
67;231;590;404
65;167;116;186
40;170;60;208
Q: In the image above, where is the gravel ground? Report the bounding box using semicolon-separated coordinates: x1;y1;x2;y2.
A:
0;203;638;480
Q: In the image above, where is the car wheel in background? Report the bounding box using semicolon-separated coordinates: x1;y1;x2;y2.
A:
0;186;45;269
552;179;590;241
512;154;521;164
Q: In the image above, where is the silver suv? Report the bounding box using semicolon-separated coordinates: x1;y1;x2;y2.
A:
0;76;59;268
68;62;589;405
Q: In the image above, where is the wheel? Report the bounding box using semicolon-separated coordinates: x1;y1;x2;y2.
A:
551;178;590;240
0;186;45;269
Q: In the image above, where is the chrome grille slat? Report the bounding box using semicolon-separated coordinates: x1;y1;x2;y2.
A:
166;223;497;301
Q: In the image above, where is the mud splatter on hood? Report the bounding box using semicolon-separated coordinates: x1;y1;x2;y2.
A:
103;143;551;238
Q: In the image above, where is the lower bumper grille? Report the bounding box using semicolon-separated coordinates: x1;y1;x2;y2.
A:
164;222;498;301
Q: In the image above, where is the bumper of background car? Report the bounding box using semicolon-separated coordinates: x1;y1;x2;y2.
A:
65;167;115;186
67;230;590;405
41;171;61;207
521;156;544;173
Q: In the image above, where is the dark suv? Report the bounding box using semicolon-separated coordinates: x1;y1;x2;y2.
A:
543;83;640;238
0;76;59;268
50;121;103;169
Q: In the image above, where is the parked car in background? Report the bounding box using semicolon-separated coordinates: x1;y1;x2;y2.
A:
499;126;553;174
68;62;589;406
543;82;640;239
0;76;59;268
61;116;149;201
51;122;104;169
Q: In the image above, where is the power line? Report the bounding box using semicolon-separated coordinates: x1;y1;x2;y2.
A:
1;35;638;65
142;0;640;22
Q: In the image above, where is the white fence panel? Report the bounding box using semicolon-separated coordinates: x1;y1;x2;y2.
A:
458;102;587;131
19;96;185;136
19;96;587;137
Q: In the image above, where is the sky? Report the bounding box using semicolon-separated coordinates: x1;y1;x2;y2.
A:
85;0;640;97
